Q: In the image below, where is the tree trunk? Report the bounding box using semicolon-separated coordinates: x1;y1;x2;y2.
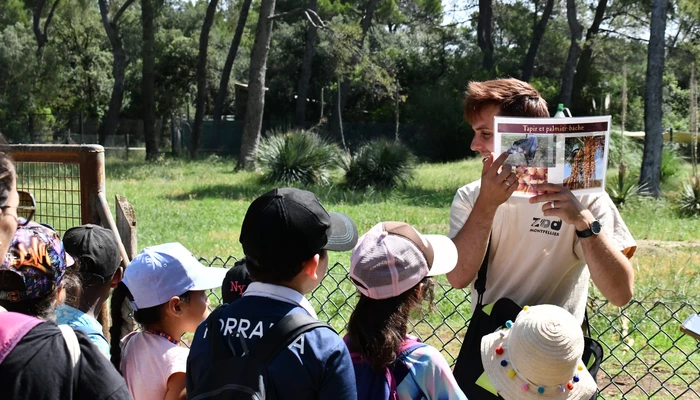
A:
619;63;627;188
212;0;252;136
191;0;220;159
32;0;60;55
142;0;159;161
570;0;608;115
394;86;400;141
521;0;554;82
294;0;319;128
640;0;668;198
477;0;494;71
330;80;350;139
330;0;379;140
691;64;698;177
336;77;347;150
98;0;133;146
558;0;583;107
237;0;277;170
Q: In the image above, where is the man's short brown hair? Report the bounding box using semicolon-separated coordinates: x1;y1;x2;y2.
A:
464;78;549;124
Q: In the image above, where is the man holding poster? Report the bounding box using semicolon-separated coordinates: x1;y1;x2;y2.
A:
446;78;636;324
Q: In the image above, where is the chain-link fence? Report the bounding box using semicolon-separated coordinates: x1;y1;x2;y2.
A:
198;256;700;400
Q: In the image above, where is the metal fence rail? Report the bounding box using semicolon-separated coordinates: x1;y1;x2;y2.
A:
14;161;82;235
1;144;131;339
198;256;700;399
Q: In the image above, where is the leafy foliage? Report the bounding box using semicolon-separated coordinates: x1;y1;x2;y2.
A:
660;144;683;183
0;0;699;169
256;129;341;186
607;176;647;207
679;177;700;216
343;139;415;190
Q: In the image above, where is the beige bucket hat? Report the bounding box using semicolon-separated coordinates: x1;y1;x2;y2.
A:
480;304;597;399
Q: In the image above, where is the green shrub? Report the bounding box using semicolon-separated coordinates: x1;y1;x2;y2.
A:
344;139;415;190
607;132;644;171
607;176;647;207
256;129;341;186
660;144;683;182
679;177;700;216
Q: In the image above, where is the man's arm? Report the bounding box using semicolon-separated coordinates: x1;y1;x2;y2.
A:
530;184;634;306
576;217;634;306
447;152;518;289
447;202;496;289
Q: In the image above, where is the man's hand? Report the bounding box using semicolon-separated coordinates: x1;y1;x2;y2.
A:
529;183;594;231
477;152;518;211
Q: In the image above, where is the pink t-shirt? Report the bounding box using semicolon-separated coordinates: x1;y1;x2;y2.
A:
120;331;189;400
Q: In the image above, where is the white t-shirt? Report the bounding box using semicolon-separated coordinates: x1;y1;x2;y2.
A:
449;180;636;322
120;331;189;400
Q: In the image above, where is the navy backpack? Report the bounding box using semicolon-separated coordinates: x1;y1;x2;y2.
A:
344;336;426;400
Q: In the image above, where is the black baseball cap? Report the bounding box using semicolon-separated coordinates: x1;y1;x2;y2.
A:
240;188;359;266
63;224;121;284
221;258;253;304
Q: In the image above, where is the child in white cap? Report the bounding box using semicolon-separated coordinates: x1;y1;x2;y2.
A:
480;304;597;399
110;243;226;400
346;221;467;400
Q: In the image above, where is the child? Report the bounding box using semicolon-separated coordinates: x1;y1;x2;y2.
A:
57;224;123;358
346;221;467;400
110;242;226;400
479;304;596;399
0;222;131;400
187;187;359;400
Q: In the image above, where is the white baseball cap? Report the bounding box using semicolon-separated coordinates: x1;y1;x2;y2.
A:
122;243;227;310
350;222;458;300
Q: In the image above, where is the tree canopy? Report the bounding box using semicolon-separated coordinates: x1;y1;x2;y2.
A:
0;0;698;164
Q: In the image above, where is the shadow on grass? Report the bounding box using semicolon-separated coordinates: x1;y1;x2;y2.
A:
104;155;237;180
164;182;458;208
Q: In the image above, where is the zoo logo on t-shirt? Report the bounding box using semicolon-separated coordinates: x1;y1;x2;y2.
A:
529;217;562;236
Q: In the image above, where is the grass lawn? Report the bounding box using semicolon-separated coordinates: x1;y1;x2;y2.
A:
104;155;700;301
103;156;700;399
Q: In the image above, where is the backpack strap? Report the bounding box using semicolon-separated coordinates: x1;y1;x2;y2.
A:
251;312;332;365
58;325;81;368
393;341;427;370
205;306;230;363
390;339;428;396
0;312;44;364
58;324;82;396
473;233;493;309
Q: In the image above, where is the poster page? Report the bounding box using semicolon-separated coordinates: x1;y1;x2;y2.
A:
494;116;611;196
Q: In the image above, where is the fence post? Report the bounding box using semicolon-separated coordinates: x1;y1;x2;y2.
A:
125;133;130;161
115;194;137;338
29;114;35;143
79;111;84;144
78;146;130;338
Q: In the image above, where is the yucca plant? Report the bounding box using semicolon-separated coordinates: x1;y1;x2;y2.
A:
660;144;683;183
607;176;647;207
679;177;700;216
344;139;415;190
256;129;341;186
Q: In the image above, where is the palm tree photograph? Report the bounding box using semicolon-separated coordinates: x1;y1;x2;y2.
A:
563;135;606;190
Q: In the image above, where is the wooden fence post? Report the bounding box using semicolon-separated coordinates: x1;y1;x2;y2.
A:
115;194;137;338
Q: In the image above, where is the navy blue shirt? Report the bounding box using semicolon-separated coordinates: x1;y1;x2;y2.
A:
187;295;357;400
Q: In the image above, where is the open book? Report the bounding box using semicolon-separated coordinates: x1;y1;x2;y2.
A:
494;116;611;196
